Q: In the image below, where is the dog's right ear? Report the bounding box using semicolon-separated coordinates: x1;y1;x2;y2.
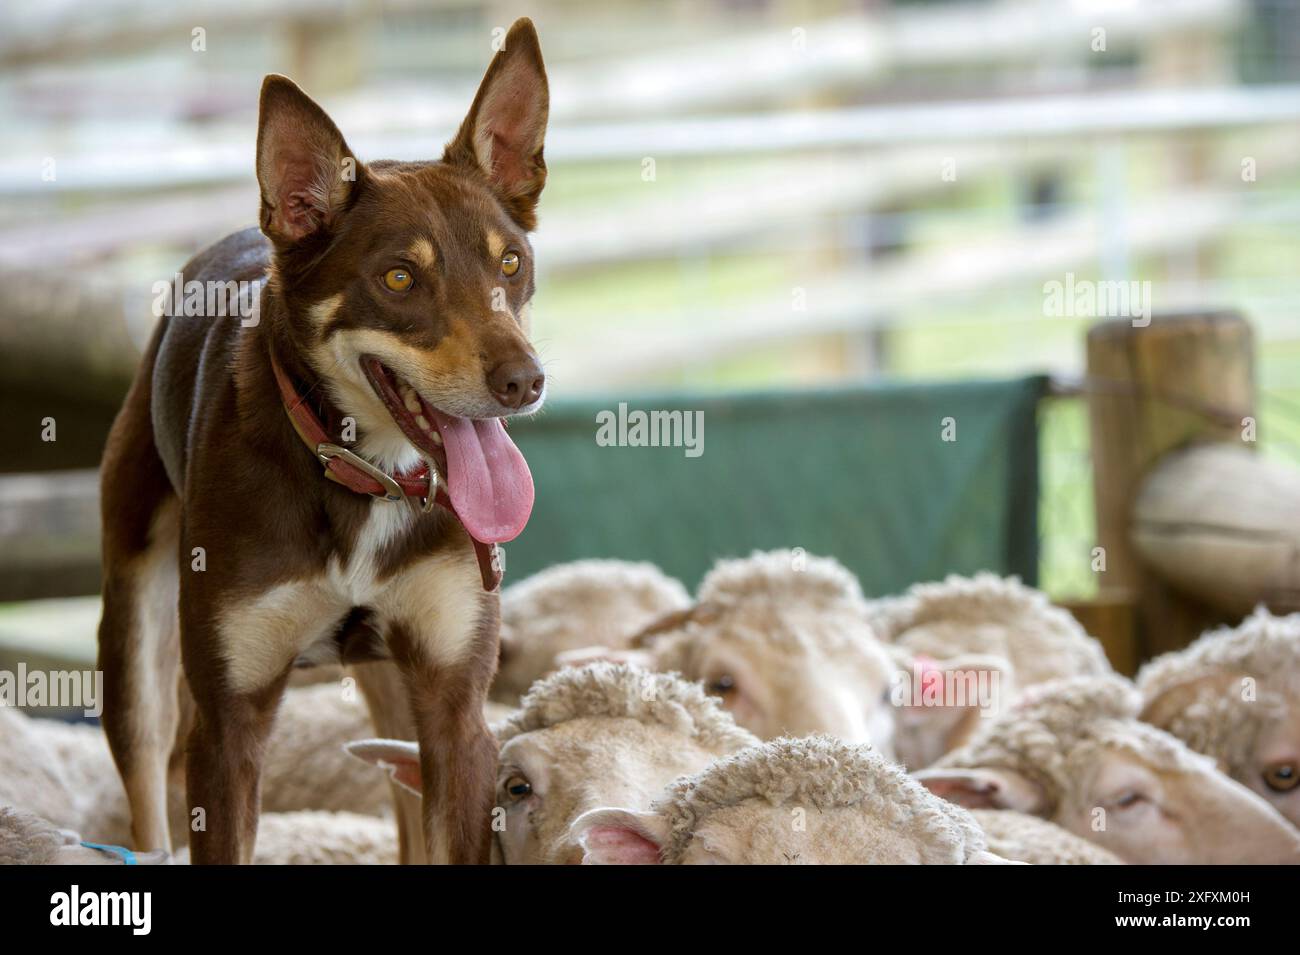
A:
256;75;360;246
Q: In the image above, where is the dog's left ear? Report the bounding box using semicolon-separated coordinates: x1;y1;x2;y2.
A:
445;18;549;230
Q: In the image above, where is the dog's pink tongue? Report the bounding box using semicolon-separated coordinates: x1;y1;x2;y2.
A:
429;411;534;543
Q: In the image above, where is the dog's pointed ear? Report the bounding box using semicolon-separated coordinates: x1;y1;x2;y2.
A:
256;74;361;246
445;18;549;230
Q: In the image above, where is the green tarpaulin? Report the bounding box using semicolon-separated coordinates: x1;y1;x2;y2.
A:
504;375;1047;596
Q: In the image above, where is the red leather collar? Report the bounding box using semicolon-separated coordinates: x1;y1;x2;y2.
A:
269;350;502;592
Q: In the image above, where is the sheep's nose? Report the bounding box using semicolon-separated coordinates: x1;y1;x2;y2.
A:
487;356;544;410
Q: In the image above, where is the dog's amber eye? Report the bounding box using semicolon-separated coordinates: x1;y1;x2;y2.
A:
384;268;413;292
501;251;520;277
503;775;532;799
1264;762;1298;792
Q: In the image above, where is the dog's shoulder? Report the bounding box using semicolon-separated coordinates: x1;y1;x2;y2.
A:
185;226;274;286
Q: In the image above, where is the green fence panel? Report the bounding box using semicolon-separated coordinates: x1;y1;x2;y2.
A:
504;375;1047;596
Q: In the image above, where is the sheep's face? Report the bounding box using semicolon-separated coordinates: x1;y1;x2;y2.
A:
918;723;1300;864
1139;669;1300;831
1244;705;1300;829
494;716;728;864
1059;743;1300;864
654;605;898;755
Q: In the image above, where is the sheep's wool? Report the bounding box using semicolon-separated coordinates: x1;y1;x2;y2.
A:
697;549;867;609
0;806;65;865
501;559;690;623
937;676;1203;813
654;735;987;864
497;662;757;753
1137;607;1300;778
864;573;1111;684
646;551;882;665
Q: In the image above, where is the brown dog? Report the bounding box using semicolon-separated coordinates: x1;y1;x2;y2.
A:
96;18;549;864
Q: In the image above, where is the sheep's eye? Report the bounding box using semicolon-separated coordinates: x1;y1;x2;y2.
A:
1113;790;1147;809
1263;762;1299;793
384;268;413;292
504;775;532;799
501;251;521;276
707;674;736;696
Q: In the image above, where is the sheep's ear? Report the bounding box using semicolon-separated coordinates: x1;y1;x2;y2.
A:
444;18;548;229
629;602;722;648
913;767;1046;814
553;645;656;670
894;654;1012;764
570;808;670;865
256;74;360;246
344;739;422;795
1139;670;1247;730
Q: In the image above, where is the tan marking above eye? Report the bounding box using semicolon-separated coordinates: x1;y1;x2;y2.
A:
501;251;521;276
408;238;437;270
486;228;505;261
384;268;413;292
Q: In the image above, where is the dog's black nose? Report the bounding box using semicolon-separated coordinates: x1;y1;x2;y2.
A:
488;357;544;410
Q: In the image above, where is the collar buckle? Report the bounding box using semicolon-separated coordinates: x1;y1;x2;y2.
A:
316;443;405;502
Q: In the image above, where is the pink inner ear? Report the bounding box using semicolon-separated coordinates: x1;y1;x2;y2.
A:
584;825;662;865
391;759;423;794
920;775;1000;809
271;158;330;241
486;130;532;194
916;654;945;697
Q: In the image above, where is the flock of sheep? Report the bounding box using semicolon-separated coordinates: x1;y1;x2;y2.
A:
3;550;1299;864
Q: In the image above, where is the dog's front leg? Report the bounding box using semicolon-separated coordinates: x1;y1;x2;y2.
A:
183;671;290;864
179;575;342;864
379;550;499;864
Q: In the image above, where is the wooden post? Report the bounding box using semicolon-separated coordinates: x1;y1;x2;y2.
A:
1085;311;1254;660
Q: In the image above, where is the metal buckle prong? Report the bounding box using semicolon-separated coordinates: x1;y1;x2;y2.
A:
420;464;440;514
316;443;405;503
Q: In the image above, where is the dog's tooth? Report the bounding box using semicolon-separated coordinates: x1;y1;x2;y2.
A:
404;392;421;413
430;431;443;445
416;415;431;431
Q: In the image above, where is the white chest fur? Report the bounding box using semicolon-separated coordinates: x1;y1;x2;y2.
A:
326;498;417;606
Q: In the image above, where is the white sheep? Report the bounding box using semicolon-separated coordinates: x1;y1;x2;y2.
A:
0;681;396;847
0;804;395;866
571;734;1017;864
866;572;1113;690
914;676;1300;864
347;662;759;864
492;559;691;703
1137;606;1300;828
559;550;1005;769
0;806;169;865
